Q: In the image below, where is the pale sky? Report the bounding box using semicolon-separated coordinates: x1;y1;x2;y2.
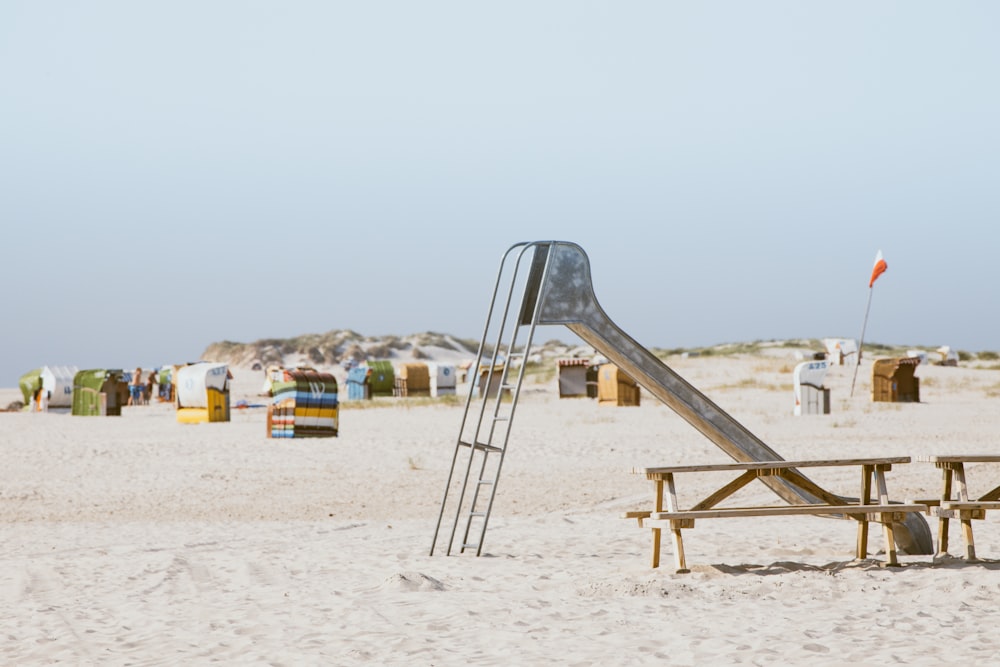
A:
2;2;998;384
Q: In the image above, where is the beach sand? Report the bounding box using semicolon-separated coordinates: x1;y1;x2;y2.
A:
3;354;1000;665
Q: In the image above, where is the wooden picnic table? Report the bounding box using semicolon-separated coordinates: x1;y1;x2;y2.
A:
913;455;1000;560
624;457;927;572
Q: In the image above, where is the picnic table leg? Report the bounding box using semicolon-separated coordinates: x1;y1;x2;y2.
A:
855;465;873;560
954;465;978;560
671;522;689;573
937;466;953;556
874;466;901;567
960;515;977;561
664;474;689;573
881;518;900;566
651;479;663;568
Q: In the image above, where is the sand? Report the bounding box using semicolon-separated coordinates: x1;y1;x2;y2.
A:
4;354;1000;665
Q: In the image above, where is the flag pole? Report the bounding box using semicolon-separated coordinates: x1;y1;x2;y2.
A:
850;287;875;397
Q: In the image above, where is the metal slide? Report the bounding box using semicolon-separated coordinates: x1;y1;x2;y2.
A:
432;241;932;556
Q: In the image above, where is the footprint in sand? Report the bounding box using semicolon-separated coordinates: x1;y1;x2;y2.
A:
380;572;445;592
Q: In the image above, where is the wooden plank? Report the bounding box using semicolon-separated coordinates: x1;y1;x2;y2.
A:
955;464;970;502
918;455;1000;464
671;526;688;573
689;470;757;511
648;503;927;520
621;511;650;520
665;474;679;512
938;466;953;555
962;517;977;560
637;457;911;475
875;466;891;505
930;507;987;521
652;478;663;569
941;501;1000;510
858;465;873;559
905;498;941;507
642;513;918;533
780;468;845;506
883;515;900;566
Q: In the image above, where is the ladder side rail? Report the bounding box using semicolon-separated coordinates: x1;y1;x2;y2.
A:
482;241;550;433
474;243;540;449
458;244;542;553
476;243;546;465
431;242;530;555
443;243;537;555
459;446;497;553
462;348;518;553
468;243;556;554
460;242;532;448
446;243;530;554
470;321;544;555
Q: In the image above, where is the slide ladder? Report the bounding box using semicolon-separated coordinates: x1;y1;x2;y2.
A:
429;244;547;556
430;241;932;557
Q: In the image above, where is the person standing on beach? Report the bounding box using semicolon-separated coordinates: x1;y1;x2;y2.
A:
146;370;156;403
129;367;144;406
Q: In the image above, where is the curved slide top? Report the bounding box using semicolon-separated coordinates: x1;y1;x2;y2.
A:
516;241;931;553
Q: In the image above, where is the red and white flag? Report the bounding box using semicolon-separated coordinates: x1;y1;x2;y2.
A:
868;250;887;288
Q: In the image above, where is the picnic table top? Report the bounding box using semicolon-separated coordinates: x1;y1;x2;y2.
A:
917;455;1000;464
634;457;912;475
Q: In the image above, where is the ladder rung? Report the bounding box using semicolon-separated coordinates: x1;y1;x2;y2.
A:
493;415;510;422
458;439;502;453
478;479;494;486
468;511;487;518
462;543;479;550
